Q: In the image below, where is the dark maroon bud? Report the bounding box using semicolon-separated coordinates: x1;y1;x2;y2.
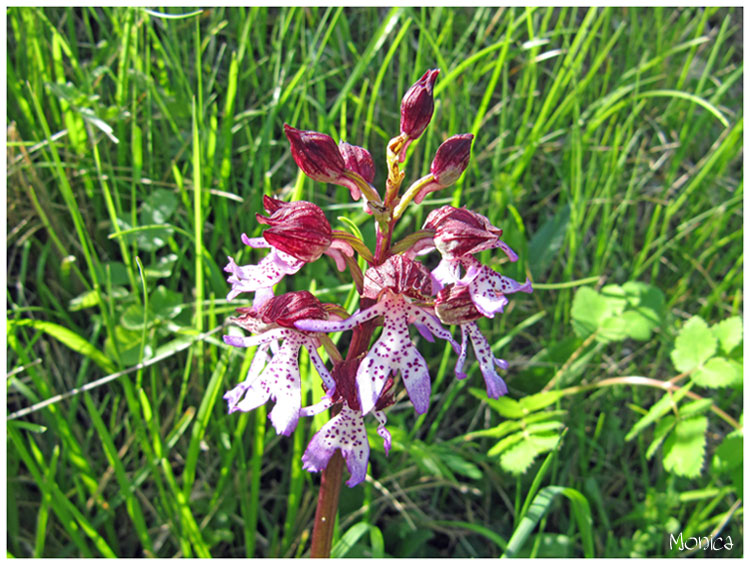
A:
284;124;348;183
400;69;440;140
258;290;328;329
339;141;375;184
434;284;483;325
257;196;332;262
424;205;502;258
430;133;473;186
363;255;434;300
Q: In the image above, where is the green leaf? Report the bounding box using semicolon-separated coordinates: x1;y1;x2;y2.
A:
151;286;184;319
330;522;370;558
503;485;594;558
711;429;742;474
646;415;676;460
121;303;152;331
469;388;524;418
571;286;622;339
662;415;708;478
9;319;116;373
711;316;742;354
528;204;570;280
499;434;560;475
621;310;657;341
144;253;178;278
519;390;566;412
691;357;742;388
625;383;691;441
670;316;717;372
678;398;714;418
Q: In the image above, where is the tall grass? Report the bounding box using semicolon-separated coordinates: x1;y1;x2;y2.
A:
7;7;742;557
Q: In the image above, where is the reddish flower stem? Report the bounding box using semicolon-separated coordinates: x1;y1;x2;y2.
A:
309;297;377;557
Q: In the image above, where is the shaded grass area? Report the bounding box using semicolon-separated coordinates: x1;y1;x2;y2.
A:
6;6;742;557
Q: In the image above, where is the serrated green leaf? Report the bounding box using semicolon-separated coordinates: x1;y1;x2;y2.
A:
678;398;714;418
488;431;525;457
621;310;656;341
692;357;742;388
662;415;708;478
499;434;560;475
670;316;717;372
646;415;676;460
519;390;566;412
711;429;742;475
625;384;692;441
439;451;483;480
481;394;524;419
711;316;742;354
598;315;630;343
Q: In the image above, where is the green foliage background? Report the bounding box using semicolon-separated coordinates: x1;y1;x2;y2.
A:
7;6;743;557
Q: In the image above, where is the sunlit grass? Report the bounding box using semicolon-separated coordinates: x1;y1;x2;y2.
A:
7;6;742;557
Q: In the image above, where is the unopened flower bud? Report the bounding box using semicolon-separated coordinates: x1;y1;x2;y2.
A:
257;196;332;263
284;124;347;183
363;255;434;300
339;142;375;184
400;69;439;140
431;133;473;186
435;284;483;325
258;290;328;329
424;205;503;258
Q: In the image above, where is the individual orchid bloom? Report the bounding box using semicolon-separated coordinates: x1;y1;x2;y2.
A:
257;196;332;263
222;292;336;436
456;255;533;318
296;256;459;415
423;205;509;259
224;235;305;308
435;283;510;398
301;359;393;487
411;134;474;204
339;141;375;184
284;124;380;207
225;198;354;307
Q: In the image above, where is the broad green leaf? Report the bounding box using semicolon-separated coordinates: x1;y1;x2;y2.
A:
670;316;717;372
662;415;708;478
711;316;742;354
646;415;675;460
68;286;128;311
571;286;624;339
121;303;152;330
711;428;742;474
621;310;657;341
691;357;742;388
622;281;665;325
499;434;560;475
141;188;179;224
151;286;183;319
144;253;178;278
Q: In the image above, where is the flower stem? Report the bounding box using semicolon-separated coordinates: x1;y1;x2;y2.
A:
309;297;377;557
309;430;345;557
